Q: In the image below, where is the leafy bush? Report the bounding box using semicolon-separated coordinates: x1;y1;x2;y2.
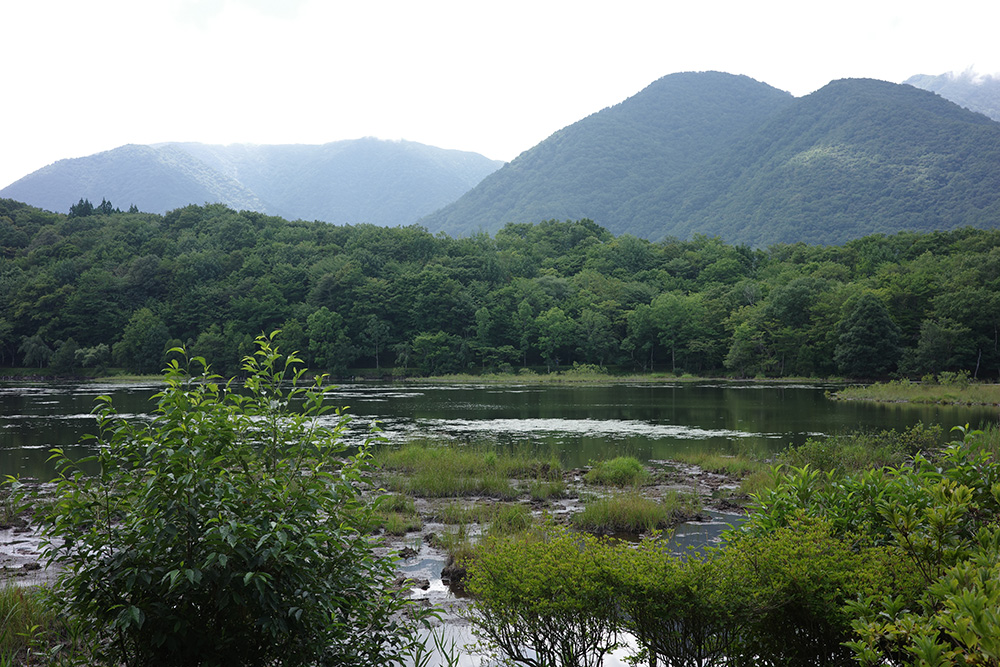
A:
938;369;971;388
40;334;426;666
465;526;620;667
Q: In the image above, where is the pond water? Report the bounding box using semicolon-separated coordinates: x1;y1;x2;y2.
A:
1;379;998;479
4;380;998;665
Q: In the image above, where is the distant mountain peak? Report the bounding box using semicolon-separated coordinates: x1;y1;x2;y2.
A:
0;139;503;225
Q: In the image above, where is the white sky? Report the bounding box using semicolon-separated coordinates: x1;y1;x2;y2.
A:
3;0;1000;190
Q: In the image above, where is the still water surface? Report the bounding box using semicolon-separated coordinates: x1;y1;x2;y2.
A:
2;380;998;479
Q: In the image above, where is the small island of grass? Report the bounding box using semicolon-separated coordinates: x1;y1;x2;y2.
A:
831;371;1000;406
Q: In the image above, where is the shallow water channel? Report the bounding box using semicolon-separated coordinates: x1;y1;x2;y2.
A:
2;380;997;664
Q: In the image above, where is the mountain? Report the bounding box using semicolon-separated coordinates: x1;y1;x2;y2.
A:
905;70;1000;122
421;73;1000;246
0;139;503;225
651;78;1000;246
419;71;795;237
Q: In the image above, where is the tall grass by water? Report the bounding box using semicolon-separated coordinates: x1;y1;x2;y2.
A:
832;375;1000;405
375;441;561;498
583;456;650;486
0;585;63;665
573;490;701;533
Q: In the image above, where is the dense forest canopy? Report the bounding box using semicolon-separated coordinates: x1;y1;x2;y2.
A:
2;197;999;380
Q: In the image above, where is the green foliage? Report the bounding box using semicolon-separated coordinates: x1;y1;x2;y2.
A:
39;334;426;666
17;334;52;369
0;585;66;665
834;291;902;378
6;194;1000;381
465;526;621;667
112;307;169;374
777;423;942;475
583;456;649;486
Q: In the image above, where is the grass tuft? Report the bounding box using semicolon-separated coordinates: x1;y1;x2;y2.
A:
573;490;700;533
375;442;559;498
584;456;650;487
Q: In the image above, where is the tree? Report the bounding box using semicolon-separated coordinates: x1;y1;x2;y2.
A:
900;317;975;377
361;315;391;370
576;308;618;367
535;307;576;372
411;330;464;375
50;337;80;374
68;198;94;218
306;307;357;375
834;292;902;378
650;292;705;373
113;308;170;374
40;334;427;666
18;333;52;368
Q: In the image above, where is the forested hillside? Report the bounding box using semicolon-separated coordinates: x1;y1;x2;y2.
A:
421;72;794;237
422;74;1000;246
655;78;1000;245
3;198;999;381
0;139;502;227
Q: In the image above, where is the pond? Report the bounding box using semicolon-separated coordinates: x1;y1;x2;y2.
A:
3;379;998;665
1;379;997;479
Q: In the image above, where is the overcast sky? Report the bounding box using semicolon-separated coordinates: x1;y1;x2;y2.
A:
3;0;1000;191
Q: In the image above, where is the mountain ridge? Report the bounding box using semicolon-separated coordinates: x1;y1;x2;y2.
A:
0;139;503;226
421;73;1000;246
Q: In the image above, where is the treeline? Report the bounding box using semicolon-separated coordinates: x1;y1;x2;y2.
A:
1;197;999;379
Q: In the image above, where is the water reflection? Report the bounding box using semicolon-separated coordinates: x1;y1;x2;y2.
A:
2;380;997;479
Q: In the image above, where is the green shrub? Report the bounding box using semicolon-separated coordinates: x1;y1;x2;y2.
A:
39;334;427;667
778;423;942;475
465;526;620;667
613;540;740;667
938;369;971;388
584;456;650;486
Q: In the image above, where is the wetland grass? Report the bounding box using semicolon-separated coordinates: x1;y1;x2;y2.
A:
832;377;1000;406
572;490;701;534
375;494;423;536
583;456;650;487
375;441;561;499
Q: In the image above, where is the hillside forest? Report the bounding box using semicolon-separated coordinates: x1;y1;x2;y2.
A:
1;197;998;381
